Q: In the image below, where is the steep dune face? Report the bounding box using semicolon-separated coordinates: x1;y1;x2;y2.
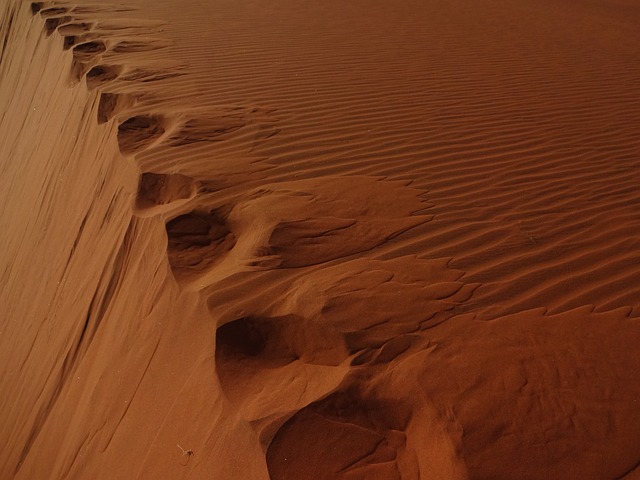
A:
0;2;137;477
1;0;640;479
0;3;267;480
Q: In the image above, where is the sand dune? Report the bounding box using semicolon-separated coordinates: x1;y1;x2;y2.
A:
1;0;640;479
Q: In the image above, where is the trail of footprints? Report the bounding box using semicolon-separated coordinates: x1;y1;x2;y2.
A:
33;3;476;478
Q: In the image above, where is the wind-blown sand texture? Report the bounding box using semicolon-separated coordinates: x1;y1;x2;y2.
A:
1;0;640;479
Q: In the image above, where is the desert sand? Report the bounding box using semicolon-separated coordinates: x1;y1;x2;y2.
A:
1;0;640;479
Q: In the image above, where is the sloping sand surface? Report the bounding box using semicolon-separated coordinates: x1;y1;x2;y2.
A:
1;0;640;479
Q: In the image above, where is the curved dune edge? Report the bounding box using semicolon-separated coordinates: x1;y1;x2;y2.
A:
1;1;640;480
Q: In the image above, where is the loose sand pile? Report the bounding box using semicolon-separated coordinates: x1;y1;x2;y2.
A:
1;0;640;479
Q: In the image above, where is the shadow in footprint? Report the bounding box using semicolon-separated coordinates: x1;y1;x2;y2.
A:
63;35;78;50
216;314;346;373
166;209;236;279
216;316;298;368
117;115;165;155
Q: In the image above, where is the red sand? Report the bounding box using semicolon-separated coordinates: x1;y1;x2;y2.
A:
1;0;640;479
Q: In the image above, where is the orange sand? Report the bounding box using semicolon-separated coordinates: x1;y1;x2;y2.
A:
1;0;640;479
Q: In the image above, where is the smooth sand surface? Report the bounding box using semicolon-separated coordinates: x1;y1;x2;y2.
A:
1;0;640;479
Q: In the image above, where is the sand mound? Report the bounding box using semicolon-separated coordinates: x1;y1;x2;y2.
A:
1;0;640;479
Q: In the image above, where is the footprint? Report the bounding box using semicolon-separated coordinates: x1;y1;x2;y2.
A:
72;40;106;60
44;16;72;36
166;209;236;280
71;40;107;79
163;107;278;152
208;255;474;359
117;115;165;155
71;5;138;14
283;256;475;352
267;388;410;480
38;7;69;18
55;23;93;50
206;254;473;434
85;64;121;89
167;116;245;147
214;312;349;425
136;172;196;208
58;22;94;36
97;92;133;124
119;67;184;83
226;177;428;269
112;38;171;53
